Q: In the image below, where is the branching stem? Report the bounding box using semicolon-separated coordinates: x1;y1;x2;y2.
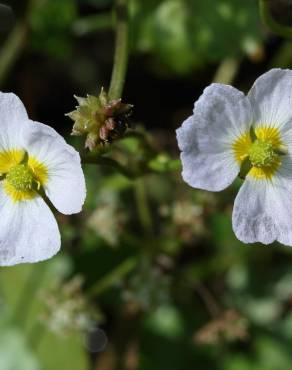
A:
82;155;135;178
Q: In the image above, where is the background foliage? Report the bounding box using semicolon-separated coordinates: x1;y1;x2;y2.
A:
2;0;292;369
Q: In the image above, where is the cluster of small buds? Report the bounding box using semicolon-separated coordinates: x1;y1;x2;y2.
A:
160;199;208;243
40;275;101;336
87;201;126;247
194;309;249;346
66;88;133;151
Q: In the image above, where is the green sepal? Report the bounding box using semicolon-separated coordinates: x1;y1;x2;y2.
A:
239;156;252;180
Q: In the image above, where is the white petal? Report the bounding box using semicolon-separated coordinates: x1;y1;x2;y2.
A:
0;188;60;266
22;121;86;215
232;158;292;246
176;83;252;191
248;69;292;139
0;92;29;150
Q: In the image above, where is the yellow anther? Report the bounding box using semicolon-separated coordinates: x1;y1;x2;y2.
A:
248;140;276;168
6;164;34;191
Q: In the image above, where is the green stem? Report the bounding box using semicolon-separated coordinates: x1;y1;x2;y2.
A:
12;263;47;328
82;155;135;178
88;256;137;297
73;13;112;36
213;58;240;85
108;0;129;100
134;178;153;236
194;282;221;318
0;0;36;85
259;0;292;38
270;40;292;68
0;22;28;85
28;321;45;350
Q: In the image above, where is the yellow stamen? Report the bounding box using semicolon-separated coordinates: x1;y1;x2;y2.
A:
248;140;276;167
28;156;48;187
232;126;285;180
6;164;34;191
0;148;48;202
3;180;36;202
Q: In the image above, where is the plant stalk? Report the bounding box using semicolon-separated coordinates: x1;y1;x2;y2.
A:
0;22;28;85
259;0;292;38
108;0;129;100
88;257;137;297
82;155;135;178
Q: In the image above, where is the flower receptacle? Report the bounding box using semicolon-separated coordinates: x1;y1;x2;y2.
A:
66;88;133;151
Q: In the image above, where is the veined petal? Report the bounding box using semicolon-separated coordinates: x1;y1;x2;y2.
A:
22;121;86;215
0;92;29;151
248;68;292;149
176;84;252;191
232;156;292;246
0;186;60;266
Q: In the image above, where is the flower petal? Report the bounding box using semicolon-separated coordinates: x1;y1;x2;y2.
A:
0;92;29;150
176;83;252;191
0;188;60;266
248;69;292;144
22;121;86;215
232;157;292;246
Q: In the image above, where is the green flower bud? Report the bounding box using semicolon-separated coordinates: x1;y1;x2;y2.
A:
66;88;133;151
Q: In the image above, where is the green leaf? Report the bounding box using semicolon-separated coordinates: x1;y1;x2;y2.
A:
144;305;185;339
29;0;77;58
130;0;263;74
0;326;39;370
0;257;89;370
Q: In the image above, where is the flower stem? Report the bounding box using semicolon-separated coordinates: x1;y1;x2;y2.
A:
194;282;221;318
0;0;37;85
73;12;112;36
12;263;47;328
213;58;240;85
88;256;137;297
82;155;135;178
259;0;292;38
0;22;28;85
270;40;292;68
108;0;129;100
134;178;153;236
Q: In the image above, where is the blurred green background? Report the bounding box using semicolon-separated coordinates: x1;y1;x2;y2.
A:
2;0;292;369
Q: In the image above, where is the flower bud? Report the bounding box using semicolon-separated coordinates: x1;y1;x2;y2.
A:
66;88;133;151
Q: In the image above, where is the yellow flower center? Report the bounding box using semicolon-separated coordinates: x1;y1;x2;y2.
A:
248;139;276;168
232;126;286;180
6;164;34;191
0;149;48;202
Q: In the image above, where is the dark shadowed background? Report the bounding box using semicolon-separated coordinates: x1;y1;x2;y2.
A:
1;1;292;370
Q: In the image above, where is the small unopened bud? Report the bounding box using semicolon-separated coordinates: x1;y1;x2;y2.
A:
85;132;100;151
66;88;133;151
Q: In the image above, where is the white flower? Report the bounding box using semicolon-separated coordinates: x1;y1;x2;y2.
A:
176;68;292;246
0;92;86;265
